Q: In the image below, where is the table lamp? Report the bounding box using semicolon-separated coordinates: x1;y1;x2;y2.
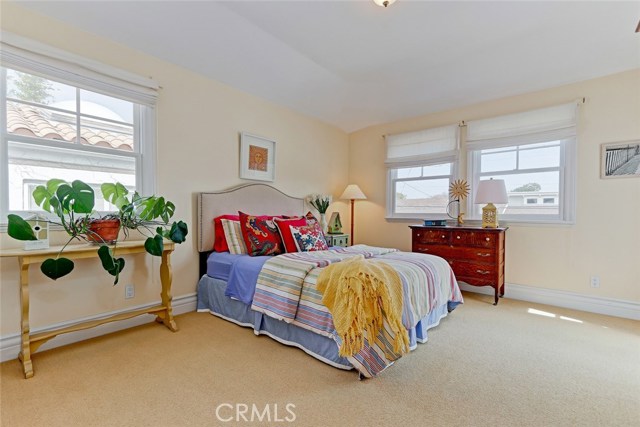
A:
340;184;367;245
475;179;508;228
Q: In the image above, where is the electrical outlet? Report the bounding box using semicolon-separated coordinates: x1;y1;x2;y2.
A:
590;276;600;288
125;284;135;299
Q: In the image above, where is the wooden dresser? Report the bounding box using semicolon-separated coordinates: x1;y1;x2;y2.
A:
410;225;507;305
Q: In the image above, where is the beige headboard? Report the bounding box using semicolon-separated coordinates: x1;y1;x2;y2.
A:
197;184;305;253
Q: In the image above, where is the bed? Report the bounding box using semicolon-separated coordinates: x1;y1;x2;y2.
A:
196;184;463;377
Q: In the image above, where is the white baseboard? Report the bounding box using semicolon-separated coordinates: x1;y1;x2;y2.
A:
0;293;197;362
458;283;640;320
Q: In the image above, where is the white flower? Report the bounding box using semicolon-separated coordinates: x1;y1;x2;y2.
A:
307;194;332;213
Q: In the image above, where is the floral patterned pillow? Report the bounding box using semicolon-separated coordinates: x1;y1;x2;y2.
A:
238;211;284;256
290;223;329;252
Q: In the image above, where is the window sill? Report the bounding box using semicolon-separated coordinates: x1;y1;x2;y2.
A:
0;222;67;233
384;216;574;227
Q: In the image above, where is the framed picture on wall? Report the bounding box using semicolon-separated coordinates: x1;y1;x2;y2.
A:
600;140;640;179
240;132;276;182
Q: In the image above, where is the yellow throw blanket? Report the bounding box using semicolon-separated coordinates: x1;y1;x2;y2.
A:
317;256;410;358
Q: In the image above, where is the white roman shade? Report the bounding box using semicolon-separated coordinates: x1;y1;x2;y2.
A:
466;102;578;150
385;124;459;168
0;32;158;106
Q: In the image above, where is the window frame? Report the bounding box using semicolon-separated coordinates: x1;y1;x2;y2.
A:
466;136;576;224
386;159;459;220
0;38;157;223
385;124;460;220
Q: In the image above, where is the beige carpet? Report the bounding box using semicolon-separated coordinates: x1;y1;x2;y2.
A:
1;292;638;427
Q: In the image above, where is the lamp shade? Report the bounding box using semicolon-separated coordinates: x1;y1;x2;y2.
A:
475;179;508;204
340;184;367;200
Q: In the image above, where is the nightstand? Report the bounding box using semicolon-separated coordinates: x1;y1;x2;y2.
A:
325;233;349;247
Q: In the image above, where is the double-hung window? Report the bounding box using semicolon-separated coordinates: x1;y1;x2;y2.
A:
386;125;459;219
1;34;158;218
466;103;578;224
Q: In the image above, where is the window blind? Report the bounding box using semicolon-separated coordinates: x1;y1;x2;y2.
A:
385;124;458;168
1;32;158;106
466;102;578;150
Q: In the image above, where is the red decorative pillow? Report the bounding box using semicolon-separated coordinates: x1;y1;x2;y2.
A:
290;222;329;252
274;217;307;253
238;211;284;256
213;215;239;252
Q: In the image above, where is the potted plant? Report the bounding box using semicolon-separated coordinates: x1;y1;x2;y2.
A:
307;194;332;233
7;179;188;284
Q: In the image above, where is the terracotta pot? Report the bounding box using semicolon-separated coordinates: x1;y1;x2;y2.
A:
87;219;121;244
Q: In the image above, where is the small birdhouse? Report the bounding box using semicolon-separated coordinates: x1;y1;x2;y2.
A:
24;214;49;250
327;212;342;234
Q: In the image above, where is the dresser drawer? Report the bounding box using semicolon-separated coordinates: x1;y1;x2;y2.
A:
412;229;450;245
448;260;499;283
413;245;496;264
413;244;454;257
450;230;499;248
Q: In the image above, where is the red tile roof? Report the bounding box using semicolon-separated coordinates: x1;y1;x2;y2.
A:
7;102;133;151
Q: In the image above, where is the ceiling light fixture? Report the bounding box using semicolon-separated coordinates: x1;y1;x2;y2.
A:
373;0;396;8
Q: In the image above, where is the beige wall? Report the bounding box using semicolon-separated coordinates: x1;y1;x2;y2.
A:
0;4;349;334
349;69;640;302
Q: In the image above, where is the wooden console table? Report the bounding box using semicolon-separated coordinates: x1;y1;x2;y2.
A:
0;240;178;379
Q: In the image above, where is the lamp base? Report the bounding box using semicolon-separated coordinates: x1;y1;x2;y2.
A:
481;203;499;228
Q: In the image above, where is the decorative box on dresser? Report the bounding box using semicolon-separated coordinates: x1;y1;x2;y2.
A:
409;225;507;305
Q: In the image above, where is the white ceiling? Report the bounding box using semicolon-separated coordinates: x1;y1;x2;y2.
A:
12;0;640;132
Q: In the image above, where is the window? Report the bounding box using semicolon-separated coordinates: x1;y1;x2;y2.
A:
1;34;157;218
386;125;459;218
467;103;578;223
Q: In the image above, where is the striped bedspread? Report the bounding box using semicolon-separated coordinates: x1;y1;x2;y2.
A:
250;245;463;377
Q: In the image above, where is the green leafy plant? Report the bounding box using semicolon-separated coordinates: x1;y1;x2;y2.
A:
7;179;188;284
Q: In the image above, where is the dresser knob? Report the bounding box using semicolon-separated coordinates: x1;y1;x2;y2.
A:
442;235;445;239
456;236;461;239
477;253;491;257
476;270;490;275
416;233;421;237
485;237;490;241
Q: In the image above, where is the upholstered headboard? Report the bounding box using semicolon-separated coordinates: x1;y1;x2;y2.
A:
197;184;305;253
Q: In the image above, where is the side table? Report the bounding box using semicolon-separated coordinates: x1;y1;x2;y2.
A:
0;240;178;378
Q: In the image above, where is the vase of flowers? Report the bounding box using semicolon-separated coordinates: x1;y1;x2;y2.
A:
307;194;331;233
